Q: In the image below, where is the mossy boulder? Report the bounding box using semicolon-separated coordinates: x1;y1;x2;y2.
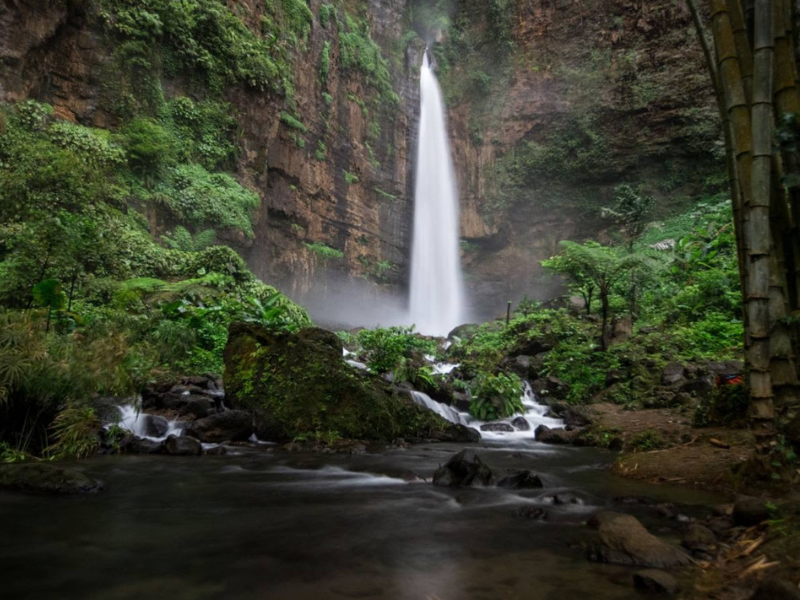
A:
223;323;449;443
0;463;103;494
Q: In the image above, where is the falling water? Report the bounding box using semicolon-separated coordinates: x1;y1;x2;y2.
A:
409;51;465;336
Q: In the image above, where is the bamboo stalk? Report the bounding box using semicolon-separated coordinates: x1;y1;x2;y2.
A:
749;0;777;441
689;0;749;292
728;0;756;102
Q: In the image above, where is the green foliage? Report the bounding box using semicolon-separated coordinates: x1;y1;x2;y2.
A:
161;226;216;252
97;0;285;93
628;429;665;452
339;13;400;106
469;372;524;420
48;406;102;460
280;111;308;133
694;383;749;428
374;188;397;202
320;41;331;84
123;116;178;179
356;327;436;374
343;170;360;184
603;184;654;247
319;3;335;28
165;164;259;237
305;242;344;259
315;140;327;161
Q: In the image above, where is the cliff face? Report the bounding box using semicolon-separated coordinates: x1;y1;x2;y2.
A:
438;0;720;318
0;0;719;325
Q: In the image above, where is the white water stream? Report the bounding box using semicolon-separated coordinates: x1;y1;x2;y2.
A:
409;381;563;442
408;52;465;337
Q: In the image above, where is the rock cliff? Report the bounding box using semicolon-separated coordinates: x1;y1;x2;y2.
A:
0;0;719;323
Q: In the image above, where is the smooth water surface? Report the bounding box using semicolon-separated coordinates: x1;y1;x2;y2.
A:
0;442;721;600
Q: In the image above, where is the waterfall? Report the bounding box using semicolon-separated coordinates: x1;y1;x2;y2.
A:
409;52;465;337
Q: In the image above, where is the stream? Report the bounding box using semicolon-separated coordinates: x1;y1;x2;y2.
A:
0;440;722;600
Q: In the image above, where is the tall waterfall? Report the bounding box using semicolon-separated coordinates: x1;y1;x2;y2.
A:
408;52;465;337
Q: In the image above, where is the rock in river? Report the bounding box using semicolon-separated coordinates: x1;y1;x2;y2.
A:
480;422;514;433
224;323;448;443
164;435;202;456
0;463;103;494
186;410;253;443
433;449;495;487
586;512;691;568
497;470;544;489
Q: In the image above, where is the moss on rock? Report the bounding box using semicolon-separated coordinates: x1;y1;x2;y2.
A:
223;323;448;442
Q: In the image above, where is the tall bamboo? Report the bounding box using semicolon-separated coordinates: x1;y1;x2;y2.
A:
749;0;777;443
728;0;756;102
688;0;748;289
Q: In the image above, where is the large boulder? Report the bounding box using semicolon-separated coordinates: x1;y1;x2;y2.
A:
586;512;691;568
0;463;103;494
224;323;449;443
164;435;202;456
433;449;495;487
186;410;253;443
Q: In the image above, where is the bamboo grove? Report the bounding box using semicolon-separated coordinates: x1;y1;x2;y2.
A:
688;0;800;467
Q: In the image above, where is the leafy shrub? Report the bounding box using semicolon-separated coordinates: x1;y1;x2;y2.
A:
469;372;524;420
305;242;344;259
49;406;102;460
167;165;259;237
628;429;665;452
357;327;435;374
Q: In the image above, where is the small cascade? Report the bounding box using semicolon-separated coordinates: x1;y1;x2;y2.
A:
409;381;563;443
116;403;183;441
410;391;470;426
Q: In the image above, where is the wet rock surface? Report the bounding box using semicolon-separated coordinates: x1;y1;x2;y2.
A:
0;463;103;494
187;410;253;443
480;422;514;433
164;435;202;456
225;324;449;443
586;511;691;568
497;470;544;490
432;449;495;488
535;425;576;444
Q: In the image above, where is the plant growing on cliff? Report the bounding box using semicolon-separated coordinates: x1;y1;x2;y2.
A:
305;242;344;260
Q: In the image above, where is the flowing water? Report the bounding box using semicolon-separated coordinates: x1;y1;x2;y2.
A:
409;382;564;442
0;443;721;600
409;52;465;336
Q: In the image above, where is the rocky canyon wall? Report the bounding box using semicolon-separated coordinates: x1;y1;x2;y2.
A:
0;0;720;325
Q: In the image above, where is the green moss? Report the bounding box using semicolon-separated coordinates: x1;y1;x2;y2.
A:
280;111;308;133
224;324;448;442
304;242;344;259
